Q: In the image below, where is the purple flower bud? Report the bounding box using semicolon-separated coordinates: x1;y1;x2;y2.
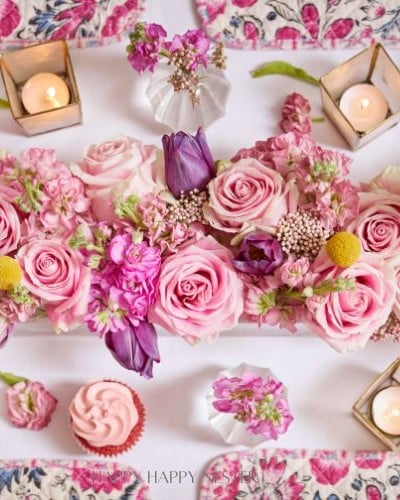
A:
105;321;160;379
232;232;284;276
162;128;215;198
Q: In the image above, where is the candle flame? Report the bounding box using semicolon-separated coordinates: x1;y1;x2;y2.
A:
45;86;61;108
360;98;370;110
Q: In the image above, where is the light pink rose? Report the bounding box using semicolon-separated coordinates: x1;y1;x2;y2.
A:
388;255;400;320
6;380;57;430
204;158;298;234
17;240;91;332
347;192;400;259
0;199;20;256
149;236;243;344
70;136;165;222
367;165;400;194
307;254;396;352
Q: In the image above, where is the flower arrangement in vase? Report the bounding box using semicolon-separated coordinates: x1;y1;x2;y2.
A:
126;22;230;131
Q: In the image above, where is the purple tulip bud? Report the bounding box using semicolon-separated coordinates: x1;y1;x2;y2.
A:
162;128;215;198
232;232;284;276
105;321;160;379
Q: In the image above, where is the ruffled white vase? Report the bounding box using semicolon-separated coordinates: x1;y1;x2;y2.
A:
145;63;230;132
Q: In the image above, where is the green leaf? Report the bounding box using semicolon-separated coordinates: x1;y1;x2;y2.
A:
0;98;9;109
251;61;319;86
0;371;28;386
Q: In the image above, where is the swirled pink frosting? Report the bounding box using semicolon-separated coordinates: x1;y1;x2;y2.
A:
69;381;138;447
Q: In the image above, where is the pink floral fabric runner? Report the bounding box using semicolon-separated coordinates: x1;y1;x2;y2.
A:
0;0;145;50
200;449;400;499
0;459;150;499
196;0;400;50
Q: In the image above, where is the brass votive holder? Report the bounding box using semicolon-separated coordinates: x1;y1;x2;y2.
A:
320;43;400;150
353;357;400;451
0;40;82;135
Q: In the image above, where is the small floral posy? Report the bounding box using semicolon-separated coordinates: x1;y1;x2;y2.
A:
0;371;57;430
127;22;226;105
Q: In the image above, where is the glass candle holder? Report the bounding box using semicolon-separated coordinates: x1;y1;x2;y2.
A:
320;43;400;150
0;40;82;136
353;357;400;451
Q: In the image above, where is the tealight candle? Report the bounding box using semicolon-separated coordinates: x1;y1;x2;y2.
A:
21;72;70;114
371;386;400;435
339;83;388;132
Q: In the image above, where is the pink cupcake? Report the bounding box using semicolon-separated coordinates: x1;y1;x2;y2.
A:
69;380;145;457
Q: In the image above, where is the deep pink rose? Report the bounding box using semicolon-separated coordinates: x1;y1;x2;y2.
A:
307;253;396;352
70;136;165;222
347;192;400;259
17;240;91;332
6;380;57;430
0;199;20;256
204;158;298;234
149;236;243;344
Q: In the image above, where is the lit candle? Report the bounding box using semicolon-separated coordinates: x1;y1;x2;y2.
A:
339;83;388;132
21;72;70;114
371;386;400;435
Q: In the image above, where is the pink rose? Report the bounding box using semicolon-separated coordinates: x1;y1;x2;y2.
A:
149;236;243;344
307;254;396;352
17;240;91;332
70;136;165;222
367;165;400;194
0;199;20;256
388;255;400;320
347;192;400;259
204;158;298;234
6;380;57;430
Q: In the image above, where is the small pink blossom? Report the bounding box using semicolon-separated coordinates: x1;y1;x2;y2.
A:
6;380;57;430
280;93;312;135
279;256;315;288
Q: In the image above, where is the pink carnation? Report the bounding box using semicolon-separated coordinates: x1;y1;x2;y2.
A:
279;93;312;135
6;380;57;430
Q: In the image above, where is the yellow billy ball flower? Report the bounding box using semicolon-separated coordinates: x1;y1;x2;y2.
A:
0;256;23;290
325;232;361;268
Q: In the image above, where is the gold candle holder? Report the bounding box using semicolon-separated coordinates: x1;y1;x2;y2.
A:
353;357;400;451
320;43;400;150
0;40;82;136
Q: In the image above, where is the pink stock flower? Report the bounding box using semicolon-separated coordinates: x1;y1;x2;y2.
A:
279;256;315;288
17;239;91;332
204;158;298;234
307;253;396;352
279;93;312;135
347;192;400;259
212;371;293;440
70;136;165;223
0;199;20;256
5;380;57;430
149;236;243;344
167;29;210;69
127;22;166;73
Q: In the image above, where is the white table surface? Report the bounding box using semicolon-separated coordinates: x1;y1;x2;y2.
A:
1;1;400;499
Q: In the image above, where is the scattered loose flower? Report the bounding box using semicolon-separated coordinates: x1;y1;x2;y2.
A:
280;92;312;135
0;371;57;430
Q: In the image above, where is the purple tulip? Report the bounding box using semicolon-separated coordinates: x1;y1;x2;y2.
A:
105;321;160;379
162;128;215;198
232;232;284;276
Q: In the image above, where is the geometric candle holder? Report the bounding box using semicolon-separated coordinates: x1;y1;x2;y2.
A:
320;43;400;150
0;40;82;136
353;357;400;451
